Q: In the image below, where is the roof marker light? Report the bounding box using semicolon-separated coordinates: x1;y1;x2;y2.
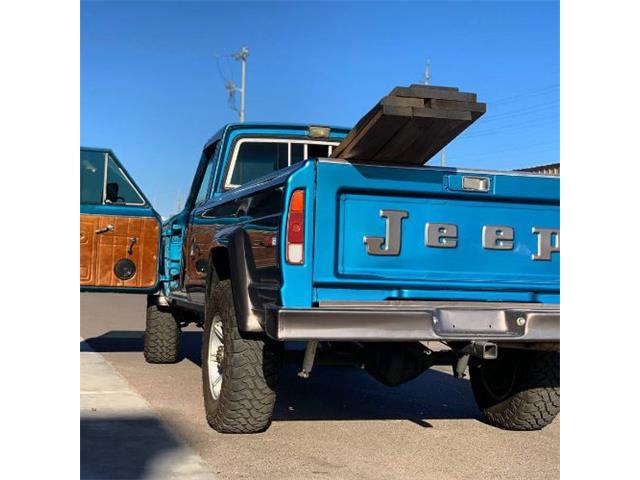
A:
308;126;330;138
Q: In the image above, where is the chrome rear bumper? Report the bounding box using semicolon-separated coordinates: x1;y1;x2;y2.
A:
264;301;559;342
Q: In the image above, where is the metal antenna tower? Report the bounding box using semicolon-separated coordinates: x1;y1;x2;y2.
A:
224;46;249;122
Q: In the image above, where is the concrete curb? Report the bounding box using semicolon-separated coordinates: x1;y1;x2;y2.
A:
80;339;215;479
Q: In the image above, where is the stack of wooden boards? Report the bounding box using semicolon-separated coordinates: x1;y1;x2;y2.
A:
331;85;486;165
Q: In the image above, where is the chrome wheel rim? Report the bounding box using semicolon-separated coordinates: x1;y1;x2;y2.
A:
207;315;224;400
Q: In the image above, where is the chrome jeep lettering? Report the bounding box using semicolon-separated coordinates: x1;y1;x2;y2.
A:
425;223;458;248
364;213;559;260
483;225;514;250
532;227;560;261
363;210;408;256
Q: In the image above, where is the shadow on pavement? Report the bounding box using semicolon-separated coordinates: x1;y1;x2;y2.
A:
81;331;482;424
273;364;482;423
81;416;184;479
82;330;203;364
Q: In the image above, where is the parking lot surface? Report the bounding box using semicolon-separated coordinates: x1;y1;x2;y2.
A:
81;293;559;480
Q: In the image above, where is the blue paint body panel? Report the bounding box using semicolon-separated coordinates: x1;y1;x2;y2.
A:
80;203;157;218
279;161;317;308
284;160;560;307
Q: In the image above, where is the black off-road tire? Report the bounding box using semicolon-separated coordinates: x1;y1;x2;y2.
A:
470;349;559;431
202;279;281;434
143;305;181;364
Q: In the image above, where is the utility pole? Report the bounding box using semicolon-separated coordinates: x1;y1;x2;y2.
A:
424;61;431;86
424;60;446;167
226;46;249;122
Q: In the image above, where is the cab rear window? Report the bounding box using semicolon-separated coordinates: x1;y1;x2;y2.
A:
229;142;288;186
225;138;339;189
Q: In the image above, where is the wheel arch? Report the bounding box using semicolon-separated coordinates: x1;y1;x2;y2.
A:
206;228;264;333
207;246;231;288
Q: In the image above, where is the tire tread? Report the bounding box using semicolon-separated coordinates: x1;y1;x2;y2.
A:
203;280;279;434
143;306;181;364
471;350;559;431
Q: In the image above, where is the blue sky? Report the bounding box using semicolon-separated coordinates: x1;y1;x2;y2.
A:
81;1;559;216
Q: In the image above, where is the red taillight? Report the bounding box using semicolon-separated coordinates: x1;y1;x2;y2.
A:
286;189;305;264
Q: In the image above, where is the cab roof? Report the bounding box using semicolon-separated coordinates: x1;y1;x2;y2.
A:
203;123;351;151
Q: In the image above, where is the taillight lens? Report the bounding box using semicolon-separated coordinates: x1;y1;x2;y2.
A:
286;189;305;264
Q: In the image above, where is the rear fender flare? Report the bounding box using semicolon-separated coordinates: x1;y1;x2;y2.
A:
208;228;264;333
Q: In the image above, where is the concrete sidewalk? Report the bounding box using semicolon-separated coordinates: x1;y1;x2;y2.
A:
80;340;215;479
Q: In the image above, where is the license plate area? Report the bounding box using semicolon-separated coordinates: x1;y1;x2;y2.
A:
433;309;526;337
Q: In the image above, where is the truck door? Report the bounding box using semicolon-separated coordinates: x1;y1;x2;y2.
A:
80;148;161;292
179;139;230;300
182;149;217;296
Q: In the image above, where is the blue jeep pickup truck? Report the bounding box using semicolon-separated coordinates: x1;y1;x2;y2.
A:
80;122;559;434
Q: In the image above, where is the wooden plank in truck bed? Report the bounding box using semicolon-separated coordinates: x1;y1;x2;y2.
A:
331;84;486;165
390;85;477;103
371;109;472;163
330;104;412;160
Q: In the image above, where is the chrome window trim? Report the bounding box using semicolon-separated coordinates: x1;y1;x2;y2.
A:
224;137;340;190
103;154;147;206
101;152;109;204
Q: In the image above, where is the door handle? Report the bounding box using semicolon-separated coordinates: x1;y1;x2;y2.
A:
95;224;114;235
128;236;137;255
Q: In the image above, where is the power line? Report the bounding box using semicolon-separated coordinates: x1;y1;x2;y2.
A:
446;84;559;165
477;100;559;124
488;98;560;116
457;115;559;141
446;146;559;164
446;139;559;160
487;84;559;105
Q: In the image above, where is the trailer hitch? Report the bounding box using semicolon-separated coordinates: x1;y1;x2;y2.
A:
454;341;498;378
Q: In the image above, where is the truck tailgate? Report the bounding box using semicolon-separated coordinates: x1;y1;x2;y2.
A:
312;160;559;297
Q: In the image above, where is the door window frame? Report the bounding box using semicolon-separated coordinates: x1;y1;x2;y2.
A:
186;140;221;212
80;150;148;207
102;153;147;206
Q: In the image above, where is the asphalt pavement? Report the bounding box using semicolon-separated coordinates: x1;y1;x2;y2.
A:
80;293;559;480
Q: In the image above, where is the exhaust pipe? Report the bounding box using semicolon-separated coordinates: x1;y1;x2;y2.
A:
297;340;319;379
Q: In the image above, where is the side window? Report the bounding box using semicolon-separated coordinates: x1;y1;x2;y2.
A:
105;155;145;205
193;141;220;206
80;150;106;204
228;142;288;187
291;143;305;164
194;156;215;206
307;143;330;159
